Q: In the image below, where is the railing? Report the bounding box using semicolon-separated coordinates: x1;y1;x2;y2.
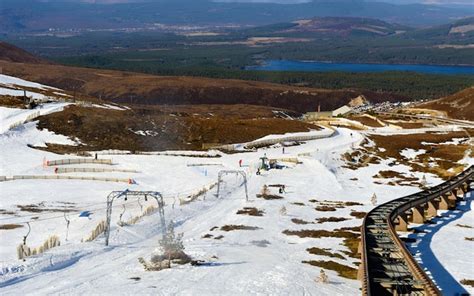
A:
361;166;473;295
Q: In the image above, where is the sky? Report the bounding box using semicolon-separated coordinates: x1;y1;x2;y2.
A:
216;0;474;4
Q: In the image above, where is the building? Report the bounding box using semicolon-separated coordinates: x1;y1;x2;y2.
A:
331;105;352;117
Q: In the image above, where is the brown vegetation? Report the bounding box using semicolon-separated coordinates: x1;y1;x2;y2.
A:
0;96;27;108
350;211;367;219
315;206;337;212
348;115;384;127
307;247;344;260
315;217;350;224
460;279;474;287
291;202;306;206
36;104;318;152
0;224;23;230
303;260;358;280
420;87;474;120
220;225;260;232
283;229;355;239
0;42;50;64
291;218;313;225
345;131;472;179
236;207;264;217
369;131;472;179
0;59;406;113
256;194;284;200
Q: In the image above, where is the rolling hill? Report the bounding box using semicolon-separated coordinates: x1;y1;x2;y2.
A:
420;87;474;121
0;42;50;64
0;42;407;113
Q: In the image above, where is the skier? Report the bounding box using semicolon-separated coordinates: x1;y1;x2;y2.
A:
319;269;329;283
239;159;242;167
282;147;285;154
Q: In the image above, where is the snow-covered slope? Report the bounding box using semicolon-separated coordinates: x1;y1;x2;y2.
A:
0;74;70;102
0;103;472;295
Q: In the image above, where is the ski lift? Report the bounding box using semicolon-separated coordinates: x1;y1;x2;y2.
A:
118;204;127;226
23;222;31;245
64;212;71;241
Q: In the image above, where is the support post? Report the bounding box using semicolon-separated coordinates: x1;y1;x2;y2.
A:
411;205;425;224
447;192;458;209
426;201;438;218
438;195;449;210
395;214;408;232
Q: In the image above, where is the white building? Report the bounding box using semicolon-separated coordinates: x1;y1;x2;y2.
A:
332;105;352;117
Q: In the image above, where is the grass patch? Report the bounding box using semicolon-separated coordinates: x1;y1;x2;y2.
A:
315;217;350;224
307;247;345;260
315;206;337;212
292;202;305;206
220;225;260;232
236;207;264;217
256;194;284;200
456;224;472;228
460;279;474;287
0;209;17;215
202;234;213;239
303;260;357;280
350;211;367;219
283;229;355;239
291;218;313;225
465;237;474;241
0;224;23;230
214;235;224;240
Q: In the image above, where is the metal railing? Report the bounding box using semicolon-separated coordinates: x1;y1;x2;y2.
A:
361;166;473;295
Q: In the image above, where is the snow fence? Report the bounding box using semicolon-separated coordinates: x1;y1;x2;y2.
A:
55;167;139;174
47;158;113;166
11;175;131;183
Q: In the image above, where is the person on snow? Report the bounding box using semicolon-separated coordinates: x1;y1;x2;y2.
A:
239;159;242;167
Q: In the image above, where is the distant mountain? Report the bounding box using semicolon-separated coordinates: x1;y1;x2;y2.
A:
258;17;412;37
397;17;474;45
1;0;473;34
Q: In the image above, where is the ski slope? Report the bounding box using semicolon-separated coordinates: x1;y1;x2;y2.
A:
0;102;472;295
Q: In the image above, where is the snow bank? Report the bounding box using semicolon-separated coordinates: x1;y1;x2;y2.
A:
0;103;70;134
0;74;60;91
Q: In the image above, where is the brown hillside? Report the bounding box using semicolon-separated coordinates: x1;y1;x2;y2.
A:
36;104;318;152
0;60;406;113
0;42;50;64
420;87;474;121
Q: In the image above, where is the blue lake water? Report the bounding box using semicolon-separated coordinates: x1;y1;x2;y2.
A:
246;60;474;75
